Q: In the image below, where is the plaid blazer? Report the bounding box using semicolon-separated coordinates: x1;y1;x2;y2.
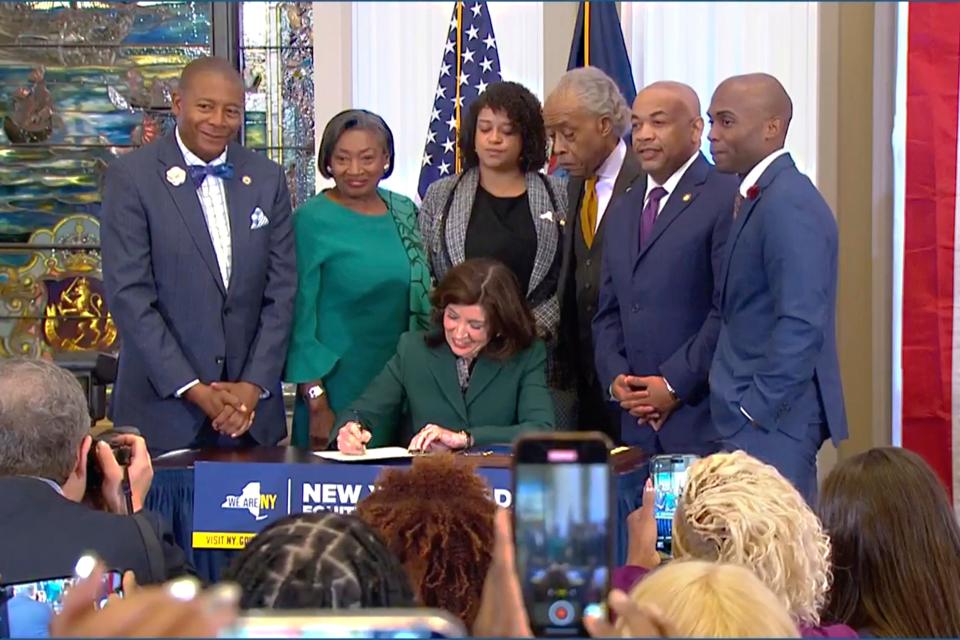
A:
419;167;568;343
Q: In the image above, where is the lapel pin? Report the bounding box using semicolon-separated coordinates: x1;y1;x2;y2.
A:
166;166;186;187
242;175;252;185
682;193;692;202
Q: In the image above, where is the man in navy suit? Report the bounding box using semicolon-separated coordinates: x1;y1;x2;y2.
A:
102;57;296;454
593;82;736;454
707;73;847;502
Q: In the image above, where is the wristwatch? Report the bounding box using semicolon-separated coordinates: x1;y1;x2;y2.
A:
304;383;325;400
663;377;679;401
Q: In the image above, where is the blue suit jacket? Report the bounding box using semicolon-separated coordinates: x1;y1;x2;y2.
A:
593;153;736;452
101;134;297;453
710;153;847;443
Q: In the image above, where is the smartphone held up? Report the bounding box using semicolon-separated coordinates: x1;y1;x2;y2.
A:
512;432;613;637
650;454;699;556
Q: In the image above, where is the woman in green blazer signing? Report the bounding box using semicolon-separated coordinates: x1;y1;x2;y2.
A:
334;258;555;454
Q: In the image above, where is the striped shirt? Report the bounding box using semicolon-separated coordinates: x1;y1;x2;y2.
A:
175;127;232;288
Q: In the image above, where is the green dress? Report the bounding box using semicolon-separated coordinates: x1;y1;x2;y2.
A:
285;189;431;448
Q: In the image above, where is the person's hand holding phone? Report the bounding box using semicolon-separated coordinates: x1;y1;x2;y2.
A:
336;421;371;455
584;590;675;638
473;509;533;638
51;561;239;638
626;479;661;570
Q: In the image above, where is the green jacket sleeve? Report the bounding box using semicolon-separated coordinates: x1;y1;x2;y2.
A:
330;341;407;447
470;341;556;445
284;205;339;382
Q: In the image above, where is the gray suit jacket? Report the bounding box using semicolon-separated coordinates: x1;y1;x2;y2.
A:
418;167;568;340
101;134;297;453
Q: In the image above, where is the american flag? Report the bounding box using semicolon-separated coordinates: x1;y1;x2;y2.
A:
417;1;502;200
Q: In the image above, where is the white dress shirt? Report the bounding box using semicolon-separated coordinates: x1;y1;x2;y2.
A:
739;148;789;197
174;128;233;399
29;476;64;496
736;147;790;425
593;139;627;230
644;150;700;215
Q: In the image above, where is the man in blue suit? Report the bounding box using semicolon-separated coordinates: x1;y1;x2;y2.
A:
102;57;297;454
707;73;847;502
593;82;736;454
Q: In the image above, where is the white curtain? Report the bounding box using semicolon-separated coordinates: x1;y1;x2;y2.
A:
621;2;819;182
352;1;543;201
891;2;908;446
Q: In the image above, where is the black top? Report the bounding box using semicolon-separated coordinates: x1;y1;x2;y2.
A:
465;185;536;293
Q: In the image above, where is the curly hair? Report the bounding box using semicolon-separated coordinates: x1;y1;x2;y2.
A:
223;512;415;610
673;451;831;627
355;454;495;627
458;81;547;172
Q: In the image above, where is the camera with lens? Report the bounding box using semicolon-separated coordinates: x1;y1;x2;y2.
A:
85;426;140;511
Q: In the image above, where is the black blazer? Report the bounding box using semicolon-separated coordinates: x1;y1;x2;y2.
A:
0;477;187;585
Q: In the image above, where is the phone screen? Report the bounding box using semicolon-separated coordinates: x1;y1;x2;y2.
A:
513;436;611;637
651;454;699;556
224;611;465;638
0;572;123;638
227;625;431;639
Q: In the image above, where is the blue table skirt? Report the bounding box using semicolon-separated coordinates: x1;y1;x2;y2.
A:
147;455;646;584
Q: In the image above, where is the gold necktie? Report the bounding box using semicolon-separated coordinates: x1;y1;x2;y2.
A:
580;176;599;248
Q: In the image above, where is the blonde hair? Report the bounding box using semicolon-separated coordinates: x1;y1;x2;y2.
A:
673;451;831;626
625;560;800;637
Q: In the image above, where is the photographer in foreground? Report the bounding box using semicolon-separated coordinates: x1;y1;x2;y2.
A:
0;358;189;584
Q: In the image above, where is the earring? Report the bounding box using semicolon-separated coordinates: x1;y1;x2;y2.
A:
326;167;333;173
383;164;390;171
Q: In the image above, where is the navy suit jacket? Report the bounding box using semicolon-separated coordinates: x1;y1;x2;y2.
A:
101;134;297;453
710;153;847;444
593;153;736;451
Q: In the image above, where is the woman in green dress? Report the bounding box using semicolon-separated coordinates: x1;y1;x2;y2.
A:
285;109;432;449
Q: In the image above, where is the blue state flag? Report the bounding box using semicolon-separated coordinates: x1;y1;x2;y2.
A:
417;1;502;200
567;1;637;107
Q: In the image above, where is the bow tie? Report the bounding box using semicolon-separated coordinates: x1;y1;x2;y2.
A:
187;162;234;188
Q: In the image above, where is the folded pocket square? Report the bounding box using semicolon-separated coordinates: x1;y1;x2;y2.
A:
250;207;269;230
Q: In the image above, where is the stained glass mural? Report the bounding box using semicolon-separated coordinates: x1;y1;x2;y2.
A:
240;2;315;210
0;1;214;358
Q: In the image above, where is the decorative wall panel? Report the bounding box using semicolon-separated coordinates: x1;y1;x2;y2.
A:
240;2;314;210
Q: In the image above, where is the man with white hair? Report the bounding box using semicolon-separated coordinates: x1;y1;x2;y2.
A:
0;358;188;584
545;67;643;439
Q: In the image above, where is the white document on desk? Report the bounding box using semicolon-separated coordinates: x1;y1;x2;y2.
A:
313;446;415;462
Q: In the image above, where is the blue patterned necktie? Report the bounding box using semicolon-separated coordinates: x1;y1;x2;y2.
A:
187;162;234;188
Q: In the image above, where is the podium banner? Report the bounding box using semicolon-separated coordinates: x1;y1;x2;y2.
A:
192;461;513;549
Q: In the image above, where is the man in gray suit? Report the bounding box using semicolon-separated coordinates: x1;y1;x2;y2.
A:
544;67;643;440
101;57;296;454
